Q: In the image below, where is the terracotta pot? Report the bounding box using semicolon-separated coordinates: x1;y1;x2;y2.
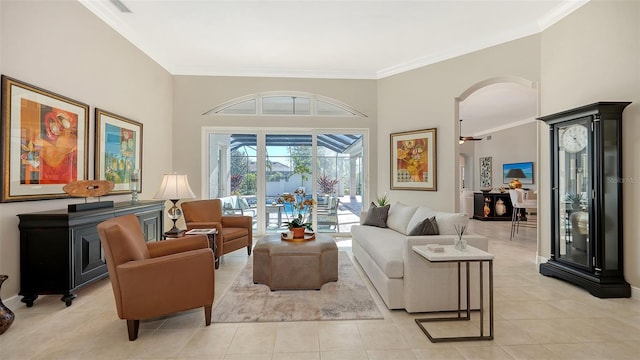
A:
291;227;305;238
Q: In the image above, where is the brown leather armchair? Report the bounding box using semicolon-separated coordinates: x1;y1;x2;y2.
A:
97;214;214;341
181;199;253;269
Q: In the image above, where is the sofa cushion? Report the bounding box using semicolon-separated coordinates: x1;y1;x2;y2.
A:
362;203;390;228
351;225;404;278
408;216;439;236
386;202;418;235
406;207;436;233
432;212;468;235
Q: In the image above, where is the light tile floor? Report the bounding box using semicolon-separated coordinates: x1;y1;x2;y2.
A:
1;220;639;359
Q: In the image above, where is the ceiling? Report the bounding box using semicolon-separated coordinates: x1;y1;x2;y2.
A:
79;0;586;135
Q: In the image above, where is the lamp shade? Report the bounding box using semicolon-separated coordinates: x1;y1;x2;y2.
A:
153;174;196;200
505;168;526;179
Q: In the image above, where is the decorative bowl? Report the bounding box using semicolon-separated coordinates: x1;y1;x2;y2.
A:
480;187;493;193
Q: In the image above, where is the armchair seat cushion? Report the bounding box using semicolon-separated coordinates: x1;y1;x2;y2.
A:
221;227;248;242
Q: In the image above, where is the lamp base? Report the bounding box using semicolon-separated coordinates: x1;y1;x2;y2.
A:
164;226;185;238
164;217;184;238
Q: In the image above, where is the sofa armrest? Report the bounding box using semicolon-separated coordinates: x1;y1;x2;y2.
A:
359;210;368;225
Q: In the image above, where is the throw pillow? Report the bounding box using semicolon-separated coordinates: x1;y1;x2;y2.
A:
434;212;468;235
363;203;390;228
386;202;418;235
408;216;439;236
406;206;436;234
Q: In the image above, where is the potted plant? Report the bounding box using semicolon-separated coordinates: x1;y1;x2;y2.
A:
376;193;390;206
317;175;339;195
278;188;316;238
565;192;583;210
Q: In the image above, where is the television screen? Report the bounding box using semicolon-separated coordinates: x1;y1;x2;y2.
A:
503;162;534;185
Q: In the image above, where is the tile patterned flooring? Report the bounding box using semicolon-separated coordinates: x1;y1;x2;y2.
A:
1;220;639;359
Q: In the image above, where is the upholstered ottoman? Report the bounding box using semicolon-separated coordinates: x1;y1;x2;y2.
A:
253;234;338;290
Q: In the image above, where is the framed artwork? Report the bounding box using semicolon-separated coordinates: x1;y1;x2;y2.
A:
95;108;143;194
390;128;437;191
1;75;89;202
503;161;534;185
480;156;492;187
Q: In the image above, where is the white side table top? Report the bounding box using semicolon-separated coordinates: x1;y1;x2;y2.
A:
412;244;494;262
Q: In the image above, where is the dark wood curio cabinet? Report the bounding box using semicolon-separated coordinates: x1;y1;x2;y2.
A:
538;102;631;298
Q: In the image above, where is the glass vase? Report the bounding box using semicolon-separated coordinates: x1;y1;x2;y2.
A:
130;169;140;204
455;236;467;251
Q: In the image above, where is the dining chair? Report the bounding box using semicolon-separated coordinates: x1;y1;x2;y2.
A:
509;189;537;240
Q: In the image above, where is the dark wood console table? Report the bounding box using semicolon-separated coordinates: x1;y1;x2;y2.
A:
473;192;513;221
17;200;164;307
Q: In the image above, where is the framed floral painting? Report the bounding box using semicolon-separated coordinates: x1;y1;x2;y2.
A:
390;128;437;191
1;75;89;202
95;109;143;194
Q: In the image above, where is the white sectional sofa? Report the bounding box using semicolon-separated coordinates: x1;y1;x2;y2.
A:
352;203;488;313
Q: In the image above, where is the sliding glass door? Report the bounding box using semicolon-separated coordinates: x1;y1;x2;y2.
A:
206;129;365;235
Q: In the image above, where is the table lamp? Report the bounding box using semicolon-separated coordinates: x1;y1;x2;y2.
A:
506;168;526;189
153;173;196;236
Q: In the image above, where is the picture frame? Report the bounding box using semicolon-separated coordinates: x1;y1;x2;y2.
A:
390;128;437;191
1;75;89;202
95;108;143;194
480;156;492;187
503;161;534;185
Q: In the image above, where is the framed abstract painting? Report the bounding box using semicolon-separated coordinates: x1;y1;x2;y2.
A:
1;75;89;202
95;108;143;194
390;128;437;191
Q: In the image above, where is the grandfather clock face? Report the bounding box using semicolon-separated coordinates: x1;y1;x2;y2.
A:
561;124;588;153
557;121;590;268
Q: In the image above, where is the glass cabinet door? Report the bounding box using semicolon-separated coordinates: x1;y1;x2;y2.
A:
556;118;591;269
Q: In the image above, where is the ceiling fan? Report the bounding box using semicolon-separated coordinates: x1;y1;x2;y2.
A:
459;119;483;143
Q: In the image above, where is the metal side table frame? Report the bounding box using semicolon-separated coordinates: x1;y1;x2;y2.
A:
412;244;494;343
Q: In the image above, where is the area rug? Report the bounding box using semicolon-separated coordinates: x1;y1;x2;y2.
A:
211;251;383;322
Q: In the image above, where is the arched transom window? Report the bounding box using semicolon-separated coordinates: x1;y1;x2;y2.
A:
203;91;367;117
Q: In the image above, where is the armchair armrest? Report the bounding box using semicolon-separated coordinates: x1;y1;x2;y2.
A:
221;215;252;228
147;235;209;258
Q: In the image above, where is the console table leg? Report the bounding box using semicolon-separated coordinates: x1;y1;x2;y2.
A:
61;292;77;307
21;294;38;307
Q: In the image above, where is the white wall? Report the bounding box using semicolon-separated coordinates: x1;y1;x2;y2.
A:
539;0;640;288
378;35;541;211
471;122;538;191
0;1;174;298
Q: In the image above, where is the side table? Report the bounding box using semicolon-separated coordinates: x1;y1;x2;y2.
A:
165;229;219;269
412;244;494;342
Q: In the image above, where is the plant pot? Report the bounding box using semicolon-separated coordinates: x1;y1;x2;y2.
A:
291;227;305;239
